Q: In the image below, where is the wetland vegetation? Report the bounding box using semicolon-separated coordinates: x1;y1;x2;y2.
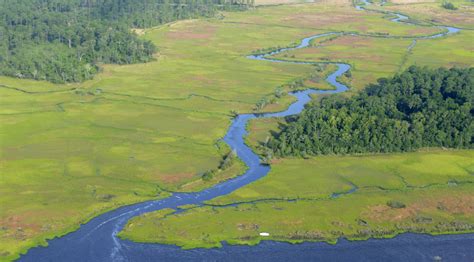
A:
120;150;474;249
117;0;474;253
1;0;473;260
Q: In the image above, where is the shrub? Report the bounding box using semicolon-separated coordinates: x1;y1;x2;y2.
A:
387;200;406;209
442;2;457;10
96;194;116;202
201;170;215;181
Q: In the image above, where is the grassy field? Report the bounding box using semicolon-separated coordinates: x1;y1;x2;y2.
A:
271;32;473;90
246;117;284;154
266;1;474;89
119;150;474;248
405;30;474;68
1;0;473;260
212;151;474;204
379;0;474;29
226;3;440;36
273;35;413;90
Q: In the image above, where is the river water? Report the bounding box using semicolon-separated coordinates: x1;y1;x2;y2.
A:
19;2;472;262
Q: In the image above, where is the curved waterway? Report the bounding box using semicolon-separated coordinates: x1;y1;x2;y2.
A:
20;3;473;262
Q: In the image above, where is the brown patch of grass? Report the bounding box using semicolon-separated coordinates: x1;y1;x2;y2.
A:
159;173;196;184
365;193;474;222
367;204;415;222
0;210;62;241
356;24;370;32
406;27;436;35
325;35;373;47
167;23;217;40
283;10;360;28
384;3;474;28
436;195;474;215
295;35;388;64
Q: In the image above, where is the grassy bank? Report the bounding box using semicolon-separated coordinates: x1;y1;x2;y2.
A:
119;150;474;249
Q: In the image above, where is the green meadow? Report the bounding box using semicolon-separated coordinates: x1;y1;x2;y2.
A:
406;30;474;68
273;35;413;89
120;150;474;248
268;1;474;89
1;0;473;260
272;31;473;90
377;0;474;29
211;151;474;204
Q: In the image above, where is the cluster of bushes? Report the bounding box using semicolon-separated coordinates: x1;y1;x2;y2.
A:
201;150;237;181
442;1;457;10
251;45;291;56
308;35;340;47
253;87;287;111
387;200;406;209
268;66;473;156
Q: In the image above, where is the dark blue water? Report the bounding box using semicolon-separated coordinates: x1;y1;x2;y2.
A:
19;4;472;262
120;233;474;262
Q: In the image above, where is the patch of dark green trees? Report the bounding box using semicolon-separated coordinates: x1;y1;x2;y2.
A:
268;66;473;156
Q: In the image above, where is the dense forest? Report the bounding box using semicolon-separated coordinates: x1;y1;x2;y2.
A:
268;66;473;156
0;0;252;83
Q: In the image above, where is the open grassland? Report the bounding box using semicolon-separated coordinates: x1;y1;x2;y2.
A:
119;150;474;248
273;35;413;90
271;29;473;90
265;1;474;89
405;30;474;68
211;151;474;204
1;0;473;259
379;0;474;29
272;30;473;89
226;2;440;36
246;117;285;155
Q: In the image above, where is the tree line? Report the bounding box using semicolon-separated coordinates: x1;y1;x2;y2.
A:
0;0;253;83
268;66;473;157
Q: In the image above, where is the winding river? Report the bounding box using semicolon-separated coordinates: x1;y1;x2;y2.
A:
19;2;474;262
